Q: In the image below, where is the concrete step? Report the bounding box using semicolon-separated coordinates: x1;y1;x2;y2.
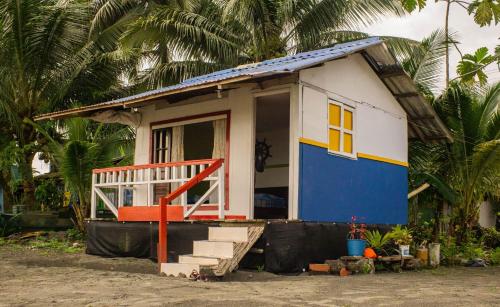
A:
161;263;200;277
193;240;235;258
179;254;220;266
208;227;249;242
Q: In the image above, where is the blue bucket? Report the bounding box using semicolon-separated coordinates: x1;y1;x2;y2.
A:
347;239;366;256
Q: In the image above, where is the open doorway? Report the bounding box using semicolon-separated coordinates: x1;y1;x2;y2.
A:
254;93;290;219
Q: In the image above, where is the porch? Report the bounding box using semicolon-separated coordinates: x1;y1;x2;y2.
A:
90;158;231;222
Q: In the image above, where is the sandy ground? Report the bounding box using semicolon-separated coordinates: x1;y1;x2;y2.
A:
0;245;499;307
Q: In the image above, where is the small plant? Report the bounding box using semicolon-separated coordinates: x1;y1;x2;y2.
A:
365;230;392;255
480;227;500;249
460;242;486;260
490;248;500;265
440;235;460;265
66;228;84;241
348;216;367;240
389;225;412;245
256;265;265;272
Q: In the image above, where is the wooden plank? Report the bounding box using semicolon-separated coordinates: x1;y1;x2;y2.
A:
209;225;265;276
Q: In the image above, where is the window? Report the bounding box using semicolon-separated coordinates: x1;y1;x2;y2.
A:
328;100;355;157
152;127;171;163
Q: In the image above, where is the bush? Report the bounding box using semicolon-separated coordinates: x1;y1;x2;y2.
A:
66;228;84;241
490;248;500;265
440;235;460;265
34;178;64;210
480;227;500;249
461;242;487;260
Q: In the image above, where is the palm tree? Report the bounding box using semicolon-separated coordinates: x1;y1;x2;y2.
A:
28;118;134;231
410;82;500;242
106;0;406;87
0;0;131;210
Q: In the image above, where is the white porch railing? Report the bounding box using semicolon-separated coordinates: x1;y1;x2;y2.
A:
90;159;225;220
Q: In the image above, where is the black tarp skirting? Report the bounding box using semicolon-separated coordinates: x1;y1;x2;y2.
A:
86;220;391;273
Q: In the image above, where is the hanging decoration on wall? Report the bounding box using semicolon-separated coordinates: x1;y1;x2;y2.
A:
255;139;272;172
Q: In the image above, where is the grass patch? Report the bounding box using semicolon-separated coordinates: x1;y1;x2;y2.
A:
30;237;84;254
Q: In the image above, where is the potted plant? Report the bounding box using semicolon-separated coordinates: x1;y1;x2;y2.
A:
389;225;412;256
347;216;367;256
365;229;391;257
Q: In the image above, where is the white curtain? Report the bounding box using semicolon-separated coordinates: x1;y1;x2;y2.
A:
212;119;226;159
210;119;226;204
171;125;184;162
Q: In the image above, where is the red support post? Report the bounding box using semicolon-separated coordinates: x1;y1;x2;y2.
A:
158;197;168;269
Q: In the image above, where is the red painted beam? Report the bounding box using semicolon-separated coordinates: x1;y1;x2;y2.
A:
158;198;167;266
93;158;219;174
162;159;223;204
117;206;183;222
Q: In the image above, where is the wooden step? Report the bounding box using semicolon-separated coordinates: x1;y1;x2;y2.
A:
193;240;235;258
208;227;249;242
179;254;220;266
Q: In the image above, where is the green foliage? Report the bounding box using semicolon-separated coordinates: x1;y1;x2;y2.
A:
468;0;500;27
27;118;134;232
365;230;392;253
34;178;64;210
456;47;497;85
400;0;427;12
30;237;83;254
410;221;434;246
66;228;84;242
410;82;500;242
480;227;500;249
0;214;21;237
440;235;460;265
388;225;413;245
490;247;500;265
461;241;487;260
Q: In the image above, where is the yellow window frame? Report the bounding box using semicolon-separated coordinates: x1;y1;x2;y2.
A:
328;100;356;158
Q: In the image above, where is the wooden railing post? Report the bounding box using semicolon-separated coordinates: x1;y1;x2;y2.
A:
158;197;168;269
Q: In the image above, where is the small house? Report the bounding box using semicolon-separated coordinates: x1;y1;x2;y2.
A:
37;37;450;274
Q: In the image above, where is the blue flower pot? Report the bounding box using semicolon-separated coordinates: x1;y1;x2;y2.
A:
347;239;366;256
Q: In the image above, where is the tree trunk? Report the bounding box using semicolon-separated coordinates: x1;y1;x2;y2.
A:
444;0;451;87
20;151;36;211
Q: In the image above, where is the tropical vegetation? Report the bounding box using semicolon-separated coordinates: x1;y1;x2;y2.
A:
0;0;497;263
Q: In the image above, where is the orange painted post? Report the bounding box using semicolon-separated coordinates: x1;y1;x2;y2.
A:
158;197;168;268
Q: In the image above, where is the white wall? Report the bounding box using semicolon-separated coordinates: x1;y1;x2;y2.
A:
255;128;289;188
299;53;408;163
32;152;50;176
479;200;496;228
134;87;255;218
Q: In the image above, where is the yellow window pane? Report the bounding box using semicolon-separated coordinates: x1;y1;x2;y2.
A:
329;129;340;152
344;133;353;154
344;110;353;130
329;104;341;126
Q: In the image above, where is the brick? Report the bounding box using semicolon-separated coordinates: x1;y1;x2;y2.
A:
309;263;330;273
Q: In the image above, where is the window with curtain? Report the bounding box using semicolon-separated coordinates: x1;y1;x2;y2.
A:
152;127;172;163
328;100;355;157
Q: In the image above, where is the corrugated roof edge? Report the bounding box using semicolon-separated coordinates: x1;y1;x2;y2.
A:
35;37;383;120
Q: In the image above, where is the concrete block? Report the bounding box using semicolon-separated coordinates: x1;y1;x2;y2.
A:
208;227;249;242
193;240;234;258
179;254;220;266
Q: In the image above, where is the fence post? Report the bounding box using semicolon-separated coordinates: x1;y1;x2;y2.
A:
218;162;225;219
91;173;97;219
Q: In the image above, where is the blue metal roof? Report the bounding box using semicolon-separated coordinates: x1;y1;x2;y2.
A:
110;37;383;105
37;37;383;119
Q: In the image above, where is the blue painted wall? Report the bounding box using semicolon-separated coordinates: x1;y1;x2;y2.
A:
299;143;408;224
